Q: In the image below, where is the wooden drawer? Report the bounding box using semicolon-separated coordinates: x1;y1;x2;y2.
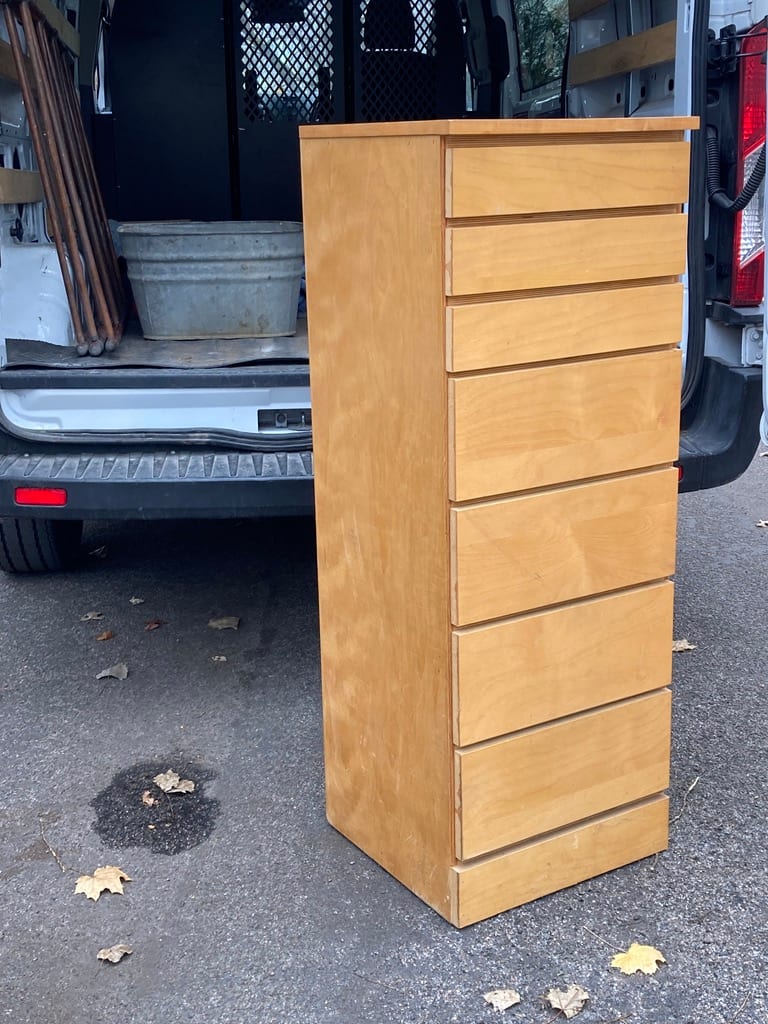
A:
451;468;677;626
451;796;668;927
445;213;687;296
453;581;674;746
449;349;681;501
455;690;671;860
446;282;683;373
446;141;690;218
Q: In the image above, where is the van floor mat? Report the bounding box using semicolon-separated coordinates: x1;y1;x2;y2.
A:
4;319;309;370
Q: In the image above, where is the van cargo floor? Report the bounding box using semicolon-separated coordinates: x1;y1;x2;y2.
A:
3;320;309;370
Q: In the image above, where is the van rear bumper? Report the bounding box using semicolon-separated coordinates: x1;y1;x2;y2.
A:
0;449;315;519
679;358;762;492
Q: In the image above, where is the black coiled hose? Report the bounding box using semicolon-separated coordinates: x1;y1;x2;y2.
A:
706;125;767;212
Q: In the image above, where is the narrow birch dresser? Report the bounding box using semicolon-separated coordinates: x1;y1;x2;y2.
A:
299;118;694;927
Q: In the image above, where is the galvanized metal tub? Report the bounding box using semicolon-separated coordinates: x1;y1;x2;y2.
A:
117;221;304;340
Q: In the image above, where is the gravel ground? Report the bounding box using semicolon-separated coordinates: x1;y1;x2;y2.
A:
0;456;766;1024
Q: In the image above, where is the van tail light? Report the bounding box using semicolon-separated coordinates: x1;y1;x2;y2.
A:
15;487;68;507
731;23;767;307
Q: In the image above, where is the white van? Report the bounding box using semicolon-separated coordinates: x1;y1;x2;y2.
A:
0;0;764;571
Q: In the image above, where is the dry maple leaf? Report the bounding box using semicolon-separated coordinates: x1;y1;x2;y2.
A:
484;989;521;1012
757;520;768;528
144;619;166;632
96;663;129;681
141;790;157;808
611;943;666;976
208;616;240;631
75;866;132;901
97;944;133;964
672;639;697;653
153;769;195;794
129;596;145;605
80;611;104;622
544;985;589;1019
95;630;114;642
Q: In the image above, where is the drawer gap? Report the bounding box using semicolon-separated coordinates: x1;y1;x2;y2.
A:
453;793;668;867
454;688;671;754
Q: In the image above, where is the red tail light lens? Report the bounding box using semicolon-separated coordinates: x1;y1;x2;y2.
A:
731;23;767;306
15;487;68;507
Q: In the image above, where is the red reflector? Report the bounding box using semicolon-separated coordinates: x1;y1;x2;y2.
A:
15;487;68;507
678;465;684;482
731;22;767;307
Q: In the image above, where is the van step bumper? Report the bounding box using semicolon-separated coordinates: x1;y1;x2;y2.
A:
0;449;314;519
679;358;762;492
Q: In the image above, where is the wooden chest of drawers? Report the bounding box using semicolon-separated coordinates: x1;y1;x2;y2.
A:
299;118;693;927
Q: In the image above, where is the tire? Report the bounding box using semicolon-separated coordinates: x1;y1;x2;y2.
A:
0;517;83;574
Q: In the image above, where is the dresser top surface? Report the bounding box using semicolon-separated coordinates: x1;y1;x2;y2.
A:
300;117;698;141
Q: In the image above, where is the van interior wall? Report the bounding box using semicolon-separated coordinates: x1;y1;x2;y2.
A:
91;0;234;223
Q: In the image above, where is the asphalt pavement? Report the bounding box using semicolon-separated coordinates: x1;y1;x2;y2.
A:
1;455;766;1024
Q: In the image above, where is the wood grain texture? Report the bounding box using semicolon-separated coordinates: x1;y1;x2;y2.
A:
569;22;677;87
455;690;671;859
300;133;454;918
0;168;43;205
453;582;674;746
447;282;683;371
446;213;687;295
447;141;689;217
300;117;696;140
451;796;668;927
449;349;681;500
451;468;678;625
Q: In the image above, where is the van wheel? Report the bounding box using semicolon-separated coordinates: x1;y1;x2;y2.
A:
0;517;83;574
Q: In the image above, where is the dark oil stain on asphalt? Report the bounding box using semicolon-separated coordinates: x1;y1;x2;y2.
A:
91;758;220;855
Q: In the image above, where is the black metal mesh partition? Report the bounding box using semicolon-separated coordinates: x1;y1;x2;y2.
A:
240;0;337;125
356;0;466;122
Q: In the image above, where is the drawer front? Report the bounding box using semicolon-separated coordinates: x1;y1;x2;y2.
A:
446;282;683;373
451;468;677;626
453;582;674;746
446;141;690;218
452;796;668;927
446;213;687;296
449;349;681;501
455;690;671;860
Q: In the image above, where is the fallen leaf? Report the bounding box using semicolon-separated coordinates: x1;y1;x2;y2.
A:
95;630;114;642
144;619;166;632
672;639;697;653
96;663;128;681
544;985;589;1019
97;944;132;964
211;655;228;663
484;989;521;1012
611;943;666;976
760;451;768;457
129;597;145;605
147;824;156;831
757;520;768;528
141;790;157;808
89;546;108;559
208;616;240;631
75;866;132;901
153;769;195;794
80;611;104;622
